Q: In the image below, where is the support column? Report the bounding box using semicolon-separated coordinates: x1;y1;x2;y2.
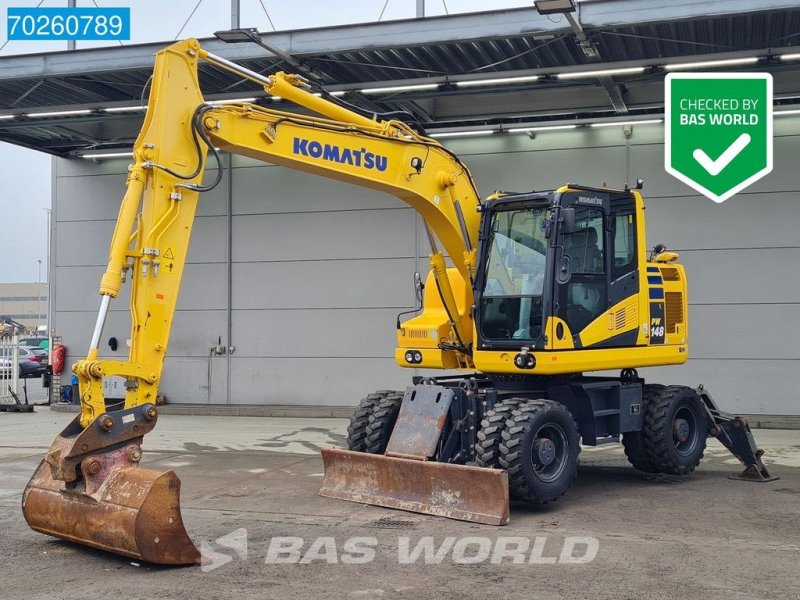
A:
67;0;76;50
231;0;240;29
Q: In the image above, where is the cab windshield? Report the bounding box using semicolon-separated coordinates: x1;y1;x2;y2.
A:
479;206;549;341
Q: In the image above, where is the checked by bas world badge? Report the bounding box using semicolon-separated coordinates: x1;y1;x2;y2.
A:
665;73;773;203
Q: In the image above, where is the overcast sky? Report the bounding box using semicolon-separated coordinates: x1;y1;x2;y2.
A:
0;0;535;282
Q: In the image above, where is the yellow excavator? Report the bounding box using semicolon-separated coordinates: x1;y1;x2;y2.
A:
23;39;776;565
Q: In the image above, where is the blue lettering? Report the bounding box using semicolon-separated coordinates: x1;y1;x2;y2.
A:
323;144;340;162
293;137;308;155
308;141;323;158
292;137;388;171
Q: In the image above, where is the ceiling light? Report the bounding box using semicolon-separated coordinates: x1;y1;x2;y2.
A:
775;108;800;115
360;83;439;94
429;130;495;138
207;97;258;105
508;124;577;133
780;53;800;61
0;115;15;120
664;57;759;71
312;91;346;97
456;75;540;88
534;0;576;15
102;106;146;113
590;119;662;128
27;109;93;118
214;28;260;44
557;67;646;80
80;151;133;159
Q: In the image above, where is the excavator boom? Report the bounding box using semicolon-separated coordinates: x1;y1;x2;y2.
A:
23;39;493;563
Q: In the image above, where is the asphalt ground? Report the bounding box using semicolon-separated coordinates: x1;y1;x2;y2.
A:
1;409;798;600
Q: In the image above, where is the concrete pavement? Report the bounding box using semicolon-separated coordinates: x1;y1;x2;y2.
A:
1;409;798;599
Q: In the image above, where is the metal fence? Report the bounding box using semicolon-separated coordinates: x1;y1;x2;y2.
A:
0;335;20;404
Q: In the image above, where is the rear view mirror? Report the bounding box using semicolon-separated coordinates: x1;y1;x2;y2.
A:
560;207;577;234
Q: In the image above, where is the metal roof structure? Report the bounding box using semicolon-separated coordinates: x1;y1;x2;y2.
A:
2;0;800;156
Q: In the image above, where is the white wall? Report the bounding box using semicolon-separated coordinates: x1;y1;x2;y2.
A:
52;117;800;414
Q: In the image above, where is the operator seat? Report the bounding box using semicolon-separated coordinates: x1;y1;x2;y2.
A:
567;283;602;332
564;227;601;273
584;228;602;273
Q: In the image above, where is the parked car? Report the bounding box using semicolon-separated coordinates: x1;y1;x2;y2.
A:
18;347;47;378
21;346;48;361
19;337;48;349
19;358;45;378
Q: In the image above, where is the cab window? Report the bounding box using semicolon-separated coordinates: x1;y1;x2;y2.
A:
611;209;636;278
480;207;549;341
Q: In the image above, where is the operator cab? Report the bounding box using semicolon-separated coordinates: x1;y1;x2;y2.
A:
475;186;641;352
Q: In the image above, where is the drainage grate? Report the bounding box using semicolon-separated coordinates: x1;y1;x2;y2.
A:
370;517;417;530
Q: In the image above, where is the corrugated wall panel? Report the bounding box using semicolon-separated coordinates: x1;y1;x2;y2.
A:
52;120;800;413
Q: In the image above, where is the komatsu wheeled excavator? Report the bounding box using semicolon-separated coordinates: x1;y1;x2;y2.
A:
23;39;776;565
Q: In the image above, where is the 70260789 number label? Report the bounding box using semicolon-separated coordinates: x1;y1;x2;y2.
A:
7;7;130;41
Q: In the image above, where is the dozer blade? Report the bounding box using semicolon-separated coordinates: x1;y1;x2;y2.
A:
319;448;510;525
22;405;200;565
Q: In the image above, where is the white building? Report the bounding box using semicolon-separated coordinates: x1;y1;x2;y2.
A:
2;3;798;415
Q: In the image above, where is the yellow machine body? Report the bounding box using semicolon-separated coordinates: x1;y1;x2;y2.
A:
24;39;711;564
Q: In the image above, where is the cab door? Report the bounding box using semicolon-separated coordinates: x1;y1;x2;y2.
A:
554;198;608;348
552;191;641;349
606;197;641;347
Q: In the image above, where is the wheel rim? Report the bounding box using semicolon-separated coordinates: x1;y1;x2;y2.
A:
673;406;700;456
530;423;568;482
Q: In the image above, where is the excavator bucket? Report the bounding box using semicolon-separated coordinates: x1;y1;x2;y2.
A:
22;405;200;565
320;449;509;525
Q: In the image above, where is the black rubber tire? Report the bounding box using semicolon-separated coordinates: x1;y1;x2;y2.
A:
346;390;400;452
475;399;519;468
499;399;581;504
365;394;404;454
622;384;666;473
641;385;709;475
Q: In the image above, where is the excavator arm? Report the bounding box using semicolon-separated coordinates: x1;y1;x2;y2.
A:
24;38;486;563
74;39;481;427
